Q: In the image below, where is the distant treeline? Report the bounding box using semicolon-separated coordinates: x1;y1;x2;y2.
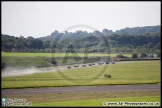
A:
1;32;161;53
39;25;161;41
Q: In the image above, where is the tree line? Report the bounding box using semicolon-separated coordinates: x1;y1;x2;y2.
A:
1;32;161;54
40;25;161;41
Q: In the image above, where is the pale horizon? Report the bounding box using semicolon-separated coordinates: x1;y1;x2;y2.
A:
2;1;161;38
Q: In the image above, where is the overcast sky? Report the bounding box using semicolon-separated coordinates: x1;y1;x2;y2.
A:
2;1;161;38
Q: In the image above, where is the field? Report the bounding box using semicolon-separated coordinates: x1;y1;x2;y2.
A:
1;52;132;67
1;52;132;57
2;60;160;107
33;95;160;106
2;60;160;89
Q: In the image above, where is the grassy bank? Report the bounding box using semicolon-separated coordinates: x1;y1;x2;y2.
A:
2;56;111;68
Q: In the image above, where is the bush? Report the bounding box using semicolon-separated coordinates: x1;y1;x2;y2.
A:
147;54;154;58
156;52;161;57
132;53;138;58
116;54;126;58
138;53;147;58
104;74;111;78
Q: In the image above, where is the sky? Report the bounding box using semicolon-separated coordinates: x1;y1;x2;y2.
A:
1;1;161;38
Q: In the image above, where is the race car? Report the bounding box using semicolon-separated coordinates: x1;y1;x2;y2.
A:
82;64;87;67
74;64;79;67
67;66;71;68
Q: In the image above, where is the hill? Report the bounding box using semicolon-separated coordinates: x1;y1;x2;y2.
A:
39;25;161;41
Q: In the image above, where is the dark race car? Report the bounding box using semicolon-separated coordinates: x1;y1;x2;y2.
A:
67;66;71;68
89;63;92;66
106;62;110;64
92;63;95;65
111;61;115;64
82;64;87;67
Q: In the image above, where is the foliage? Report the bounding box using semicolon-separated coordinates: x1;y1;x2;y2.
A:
156;52;161;57
132;53;138;58
116;54;127;58
104;74;111;78
1;25;161;54
138;53;147;58
147;54;154;58
39;25;161;40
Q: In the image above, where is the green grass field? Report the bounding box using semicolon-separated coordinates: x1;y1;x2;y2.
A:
2;60;160;89
1;52;132;57
2;60;160;107
1;52;130;68
33;96;160;107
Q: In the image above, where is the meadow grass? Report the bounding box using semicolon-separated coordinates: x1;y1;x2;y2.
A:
33;96;160;107
2;60;160;89
1;52;132;57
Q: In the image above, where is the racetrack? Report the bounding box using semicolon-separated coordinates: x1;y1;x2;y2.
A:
2;84;160;96
2;60;160;97
2;60;152;77
1;62;101;77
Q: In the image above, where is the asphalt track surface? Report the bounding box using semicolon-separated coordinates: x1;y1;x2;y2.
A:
2;84;160;96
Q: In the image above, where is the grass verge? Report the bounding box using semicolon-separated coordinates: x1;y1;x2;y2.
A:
2;90;160;107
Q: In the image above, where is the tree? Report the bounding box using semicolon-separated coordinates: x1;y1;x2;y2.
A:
125;44;134;49
102;29;109;36
51;30;59;36
147;54;154;58
116;54;126;58
132;53;138;58
138;53;147;58
157;52;161;57
36;39;43;49
93;31;102;36
154;43;161;50
45;48;50;53
27;36;35;40
43;41;50;48
147;42;154;49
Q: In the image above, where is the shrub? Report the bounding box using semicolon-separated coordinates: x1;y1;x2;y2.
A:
104;74;111;78
116;54;125;58
156;52;161;57
147;54;154;58
132;53;138;58
138;53;147;58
